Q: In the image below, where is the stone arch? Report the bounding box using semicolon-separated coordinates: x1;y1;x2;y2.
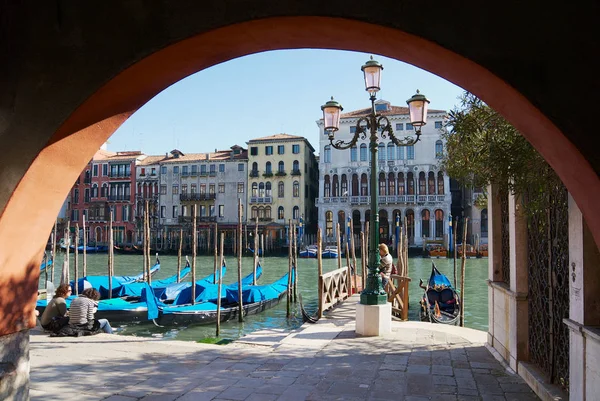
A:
0;12;598;339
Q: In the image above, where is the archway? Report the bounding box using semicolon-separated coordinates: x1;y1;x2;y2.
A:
0;13;598;342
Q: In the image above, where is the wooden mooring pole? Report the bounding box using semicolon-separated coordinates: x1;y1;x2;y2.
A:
216;232;224;336
213;223;218;284
177;228;183;283
317;227;323;318
192;205;197;304
360;231;366;291
74;223;79;295
51;220;57;283
350;218;357;293
460;218;468;327
62;221;70;285
82;215;87;277
108;212;113;298
293;221;298;302
253;220;258;285
287;220;292;318
237;199;243;322
336;223;342;271
453;217;458;287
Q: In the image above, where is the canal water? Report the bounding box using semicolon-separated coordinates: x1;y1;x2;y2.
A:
38;253;489;341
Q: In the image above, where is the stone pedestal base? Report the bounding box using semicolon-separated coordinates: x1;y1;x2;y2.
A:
355;302;391;336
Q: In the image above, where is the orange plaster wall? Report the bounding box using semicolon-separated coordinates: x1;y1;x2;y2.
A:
1;16;598;336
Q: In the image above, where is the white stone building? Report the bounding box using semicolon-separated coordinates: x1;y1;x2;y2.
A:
316;100;451;247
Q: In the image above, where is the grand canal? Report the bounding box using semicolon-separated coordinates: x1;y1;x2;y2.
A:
38;253;489;341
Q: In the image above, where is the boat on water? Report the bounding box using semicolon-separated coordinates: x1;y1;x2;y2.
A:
155;268;293;326
113;245;144;255
419;263;460;325
478;244;488;257
70;258;161;298
36;265;223;323
246;247;263;256
457;244;477;258
39;259;53;272
321;246;339;258
299;245;318;258
427;246;447;258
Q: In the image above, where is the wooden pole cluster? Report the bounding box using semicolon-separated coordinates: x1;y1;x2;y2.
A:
147;201;152;284
108;211;114;298
287;220;292;318
253;220;258;285
82;215;87;277
460;217;469;327
191;205;197;304
317;227;323;318
216;232;224;336
335;223;342;271
453;218;458;287
213;223;218;284
345;241;352;294
177;228;183;283
293;221;298;302
237;199;243;322
74;223;79;295
61;221;70;285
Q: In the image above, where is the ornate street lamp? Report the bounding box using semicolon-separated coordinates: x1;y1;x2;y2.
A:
321;56;430;306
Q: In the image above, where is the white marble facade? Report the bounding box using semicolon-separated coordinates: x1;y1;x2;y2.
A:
315;100;451;247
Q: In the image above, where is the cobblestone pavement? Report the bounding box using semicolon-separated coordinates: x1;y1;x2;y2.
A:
29;296;539;401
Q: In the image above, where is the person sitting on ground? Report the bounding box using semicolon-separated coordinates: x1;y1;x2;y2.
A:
68;288;114;334
378;243;394;290
40;283;71;332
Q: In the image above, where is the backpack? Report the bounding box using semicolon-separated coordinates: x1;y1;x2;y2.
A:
391;263;398;275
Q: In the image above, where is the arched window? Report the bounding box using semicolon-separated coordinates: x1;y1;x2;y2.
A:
324;175;331;197
332;175;339;197
292;160;299;173
278;161;285;173
435;209;444;238
387;143;395;160
398;173;405;195
325;211;333;237
278;206;284;219
421;210;430;238
73;188;79;203
388;172;395;196
338;211;346;237
258;207;265;219
265;161;272;174
378;143;386;161
258;182;265;197
481;208;488;237
92;183;98;198
352;210;361;233
428;172;436;194
252;182;258;197
419;172;426;194
352;174;359;196
360;144;368;161
265;182;272;197
406;209;415;239
293;181;300;197
252;206;258;220
437;172;445;195
278;181;284;198
435;140;443;159
265;206;271;219
379;172;386;195
350;146;358;162
293;206;300;220
341;174;348;196
252;162;258;173
361;173;368;196
324;145;331;163
407;172;415;195
101;184;108;198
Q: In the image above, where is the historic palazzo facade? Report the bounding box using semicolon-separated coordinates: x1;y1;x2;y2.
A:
316;100;451;247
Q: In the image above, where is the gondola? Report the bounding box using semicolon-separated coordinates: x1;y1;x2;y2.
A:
419;263;460;325
155;268;293;326
39;259;53;272
113;245;144;255
298;293;319;323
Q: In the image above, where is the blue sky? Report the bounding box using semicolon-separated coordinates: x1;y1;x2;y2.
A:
108;49;465;156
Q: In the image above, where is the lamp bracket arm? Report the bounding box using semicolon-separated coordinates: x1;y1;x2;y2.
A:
388;126;421;147
330;131;361;150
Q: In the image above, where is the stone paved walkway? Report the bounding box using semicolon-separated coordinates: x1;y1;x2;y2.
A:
29;296;539;400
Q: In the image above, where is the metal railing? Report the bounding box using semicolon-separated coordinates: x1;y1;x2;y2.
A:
249;196;272;204
180;193;216;201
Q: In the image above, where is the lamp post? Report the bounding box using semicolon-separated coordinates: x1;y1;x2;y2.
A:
321;56;430;306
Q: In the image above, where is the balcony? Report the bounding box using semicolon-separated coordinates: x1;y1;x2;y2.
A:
108;195;130;202
250;217;273;222
290;169;301;176
109;173;131;179
262;171;273;178
209;172;217;177
249;171;259;178
179;216;216;223
180;193;216;202
249;196;272;204
275;171;287;177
